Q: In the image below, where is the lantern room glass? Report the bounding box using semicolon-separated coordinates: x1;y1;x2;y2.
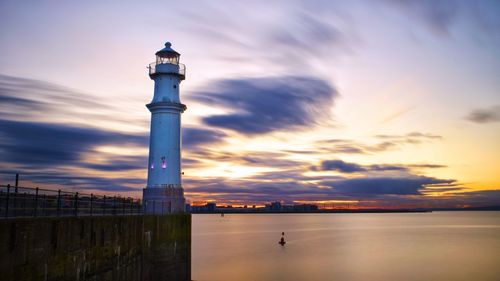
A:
156;54;179;65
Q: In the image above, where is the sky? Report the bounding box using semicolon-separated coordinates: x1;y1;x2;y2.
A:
0;0;499;208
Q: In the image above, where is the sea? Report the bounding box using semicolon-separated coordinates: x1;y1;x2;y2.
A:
192;212;500;281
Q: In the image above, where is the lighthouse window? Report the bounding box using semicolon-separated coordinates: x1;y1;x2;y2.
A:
150;161;154;170
161;157;167;169
173;84;177;89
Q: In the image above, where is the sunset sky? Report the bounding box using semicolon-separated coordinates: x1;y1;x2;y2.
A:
0;0;499;208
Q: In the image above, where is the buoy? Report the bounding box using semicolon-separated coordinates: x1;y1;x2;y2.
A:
278;232;286;246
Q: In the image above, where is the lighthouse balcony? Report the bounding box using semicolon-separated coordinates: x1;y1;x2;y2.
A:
148;62;186;79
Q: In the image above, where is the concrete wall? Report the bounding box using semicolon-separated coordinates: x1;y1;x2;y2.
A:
0;214;191;281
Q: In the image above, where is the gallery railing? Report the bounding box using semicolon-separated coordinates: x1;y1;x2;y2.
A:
0;184;142;218
148;62;186;77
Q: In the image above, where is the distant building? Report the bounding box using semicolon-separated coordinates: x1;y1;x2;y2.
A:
190;202;217;213
293;204;319;212
206;202;216;212
265;201;282;212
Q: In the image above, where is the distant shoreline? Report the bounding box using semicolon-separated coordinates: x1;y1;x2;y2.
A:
191;206;500;214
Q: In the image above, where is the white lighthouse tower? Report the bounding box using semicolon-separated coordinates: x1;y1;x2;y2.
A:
143;41;186;214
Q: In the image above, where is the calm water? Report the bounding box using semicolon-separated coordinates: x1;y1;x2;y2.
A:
192;212;500;281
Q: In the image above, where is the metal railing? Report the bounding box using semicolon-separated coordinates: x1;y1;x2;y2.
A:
148;62;186;77
0;184;142;218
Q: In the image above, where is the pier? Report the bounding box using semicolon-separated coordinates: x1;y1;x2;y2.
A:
0;184;191;281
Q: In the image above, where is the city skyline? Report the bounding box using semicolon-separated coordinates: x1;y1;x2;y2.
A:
1;0;499;208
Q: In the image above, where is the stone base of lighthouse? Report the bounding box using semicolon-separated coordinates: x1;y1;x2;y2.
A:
143;185;186;214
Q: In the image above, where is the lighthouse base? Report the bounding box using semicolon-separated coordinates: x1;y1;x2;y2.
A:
143;186;186;214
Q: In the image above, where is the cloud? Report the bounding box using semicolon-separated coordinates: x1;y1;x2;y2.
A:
326;176;455;196
384;0;500;40
0;73;235;192
466;105;500;123
178;3;355;72
80;155;146;172
318;160;366;173
0;120;227;192
385;0;459;35
0;74;109;119
192;76;337;134
182;127;227;149
0;74;148;131
313;159;444;174
314;132;442;156
0;169;142;192
0;119;147;166
375;131;442;142
184;173;458;205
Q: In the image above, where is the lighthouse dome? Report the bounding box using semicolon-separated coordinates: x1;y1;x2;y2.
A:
156;42;180;59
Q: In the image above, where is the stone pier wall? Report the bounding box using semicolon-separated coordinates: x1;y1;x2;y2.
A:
0;214;191;281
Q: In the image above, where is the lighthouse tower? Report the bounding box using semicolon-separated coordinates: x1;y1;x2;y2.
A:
143;42;187;214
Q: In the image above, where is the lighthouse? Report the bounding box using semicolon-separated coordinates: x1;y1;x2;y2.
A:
143;42;187;214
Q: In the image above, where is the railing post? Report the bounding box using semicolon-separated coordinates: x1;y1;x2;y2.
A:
74;192;79;216
103;195;106;215
5;184;10;218
122;198;125;215
13;183;17;216
42;193;46;216
57;189;61;216
34;187;39;217
153;200;156;214
113;196;116;215
90;194;93;216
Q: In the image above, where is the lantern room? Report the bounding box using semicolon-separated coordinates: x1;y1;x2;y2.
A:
149;42;185;79
155;42;180;65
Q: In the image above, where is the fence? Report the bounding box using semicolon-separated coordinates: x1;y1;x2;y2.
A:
0;184;142;218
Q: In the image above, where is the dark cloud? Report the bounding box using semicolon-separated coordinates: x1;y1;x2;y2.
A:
0;119;147;166
182;127;226;149
313;159;444;174
408;164;446;169
454;190;500;206
466;105;500;123
369;164;407;171
326;176;455;196
184;174;458;205
318;160;366;173
192;76;337;135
